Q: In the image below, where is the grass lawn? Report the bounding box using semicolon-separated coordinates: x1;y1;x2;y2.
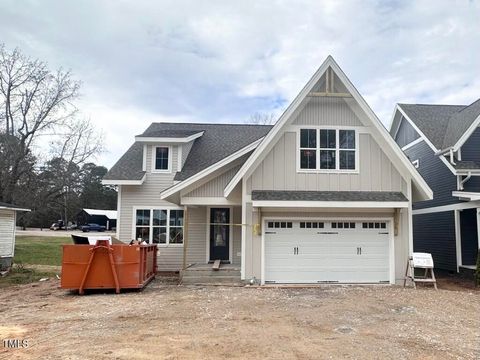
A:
0;236;69;287
0;265;57;288
13;235;70;266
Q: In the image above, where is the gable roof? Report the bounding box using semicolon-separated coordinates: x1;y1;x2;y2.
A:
82;208;117;219
225;56;433;202
398;104;466;149
103;122;272;184
395;98;480;151
0;202;30;211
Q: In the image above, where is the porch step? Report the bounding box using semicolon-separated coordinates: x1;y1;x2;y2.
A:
181;265;242;285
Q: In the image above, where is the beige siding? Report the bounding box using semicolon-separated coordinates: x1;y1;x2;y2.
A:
292;97;363;126
119;144;183;271
247;132;404;194
185;206;207;264
0;210;15;257
185;165;241;198
244;206;411;284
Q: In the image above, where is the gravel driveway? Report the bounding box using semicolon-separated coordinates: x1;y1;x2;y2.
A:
0;280;478;359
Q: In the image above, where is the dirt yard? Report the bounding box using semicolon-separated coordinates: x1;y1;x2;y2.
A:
0;279;478;360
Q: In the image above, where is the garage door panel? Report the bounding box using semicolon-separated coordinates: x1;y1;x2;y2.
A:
264;220;390;284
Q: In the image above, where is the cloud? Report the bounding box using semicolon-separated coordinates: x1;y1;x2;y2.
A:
0;0;478;166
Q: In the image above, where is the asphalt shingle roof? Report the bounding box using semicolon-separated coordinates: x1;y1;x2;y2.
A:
136;129;202;138
103;142;146;181
454;161;480;170
104;122;272;182
251;190;408;202
399;104;466;149
399;98;480;150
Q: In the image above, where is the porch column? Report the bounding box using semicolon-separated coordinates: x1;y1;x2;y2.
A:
182;206;189;270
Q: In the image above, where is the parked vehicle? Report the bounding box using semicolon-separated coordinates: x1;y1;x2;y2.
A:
79;223;106;232
50;220;65;231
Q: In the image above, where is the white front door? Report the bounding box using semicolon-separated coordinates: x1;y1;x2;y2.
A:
264;220;390;283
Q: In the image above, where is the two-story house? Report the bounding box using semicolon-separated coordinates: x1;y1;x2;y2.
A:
103;56;432;285
390;99;480;273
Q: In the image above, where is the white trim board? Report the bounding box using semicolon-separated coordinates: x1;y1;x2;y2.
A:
452;191;480;201
402;138;424;151
161;137;264;199
181;197;241;206
116;185;122;239
102;175;146;186
134;131;204;143
251;200;409;209
0;206;30;212
412;201;480;215
224;57;432;201
454;209;462;272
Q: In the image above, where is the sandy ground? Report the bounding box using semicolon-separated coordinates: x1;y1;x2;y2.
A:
16;229;116;237
0;279;479;360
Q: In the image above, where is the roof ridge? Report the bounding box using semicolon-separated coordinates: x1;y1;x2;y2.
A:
148;121;274;127
453;97;480;115
399;103;467;107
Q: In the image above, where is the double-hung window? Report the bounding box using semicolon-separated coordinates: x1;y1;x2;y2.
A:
299;128;357;171
135;208;184;245
153;146;171;172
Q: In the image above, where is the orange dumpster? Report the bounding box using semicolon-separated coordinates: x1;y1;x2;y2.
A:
61;240;157;294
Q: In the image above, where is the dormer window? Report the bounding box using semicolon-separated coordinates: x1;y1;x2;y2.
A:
299;128;358;172
153;146;172;173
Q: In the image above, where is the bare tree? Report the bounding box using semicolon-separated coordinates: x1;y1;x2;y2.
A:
247;112;276;125
0;44;103;204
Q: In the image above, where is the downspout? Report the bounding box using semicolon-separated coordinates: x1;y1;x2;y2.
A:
449;148;456;166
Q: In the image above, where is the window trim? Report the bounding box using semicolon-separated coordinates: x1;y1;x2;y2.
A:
297;126;359;174
151;145;172;173
132;206;184;247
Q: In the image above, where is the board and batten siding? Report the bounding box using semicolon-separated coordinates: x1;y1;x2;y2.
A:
0;209;15;258
246;132;404;195
292;97;363;126
184;165;241;198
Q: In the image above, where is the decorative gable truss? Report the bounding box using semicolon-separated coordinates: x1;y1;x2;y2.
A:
225;56;432;202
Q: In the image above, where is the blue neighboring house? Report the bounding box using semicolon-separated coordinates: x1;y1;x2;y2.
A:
390;99;480;273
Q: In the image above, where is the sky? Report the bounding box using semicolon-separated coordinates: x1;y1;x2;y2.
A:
0;0;479;167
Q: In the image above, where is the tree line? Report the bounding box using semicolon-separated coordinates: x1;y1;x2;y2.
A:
0;44;115;227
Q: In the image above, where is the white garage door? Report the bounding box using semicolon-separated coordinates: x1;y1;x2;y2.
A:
264;220;390;284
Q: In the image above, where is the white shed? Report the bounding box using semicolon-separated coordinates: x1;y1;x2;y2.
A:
0;202;30;270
